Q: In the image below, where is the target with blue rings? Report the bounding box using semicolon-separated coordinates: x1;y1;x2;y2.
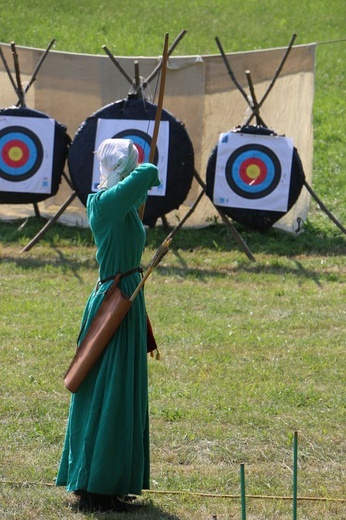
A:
68;96;195;226
112;129;158;165
226;143;281;199
0;126;43;182
206;125;305;232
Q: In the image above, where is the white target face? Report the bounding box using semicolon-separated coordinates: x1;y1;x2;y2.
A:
92;119;169;196
0;116;55;194
213;132;294;212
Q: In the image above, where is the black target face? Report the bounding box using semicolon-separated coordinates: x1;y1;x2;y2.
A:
113;129;159;165
226;143;281;199
0;126;44;182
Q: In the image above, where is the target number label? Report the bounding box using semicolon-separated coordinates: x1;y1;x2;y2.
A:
0;126;43;182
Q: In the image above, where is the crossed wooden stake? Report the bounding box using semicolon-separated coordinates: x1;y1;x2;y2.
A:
12;32;255;259
215;33;345;236
103;31;256;261
0;39;77;223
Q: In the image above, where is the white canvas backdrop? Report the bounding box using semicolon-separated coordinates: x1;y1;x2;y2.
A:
0;42;315;232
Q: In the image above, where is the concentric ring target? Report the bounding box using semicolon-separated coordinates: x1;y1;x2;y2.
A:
113;128;158;165
226;143;281;199
0;107;71;204
206;125;305;232
0;126;43;182
68;96;195;226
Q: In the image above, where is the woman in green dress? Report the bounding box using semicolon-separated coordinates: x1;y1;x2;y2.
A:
56;138;160;512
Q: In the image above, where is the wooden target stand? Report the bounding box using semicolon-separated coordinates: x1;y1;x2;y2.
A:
213;34;346;237
19;31;255;260
21;31;192;252
0;40;75;228
102;32;255;260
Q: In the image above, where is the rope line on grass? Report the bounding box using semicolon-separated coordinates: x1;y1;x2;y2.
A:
146;490;346;503
1;480;345;503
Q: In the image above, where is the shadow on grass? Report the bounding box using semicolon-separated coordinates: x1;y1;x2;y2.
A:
0;217;94;247
1;217;345;257
145;221;346;258
0;249;97;285
0;218;345;288
0;251;340;289
1;217;345;285
68;496;182;519
154;261;332;287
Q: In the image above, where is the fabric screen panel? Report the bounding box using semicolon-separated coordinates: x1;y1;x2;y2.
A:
202;44;315;232
0;42;315;232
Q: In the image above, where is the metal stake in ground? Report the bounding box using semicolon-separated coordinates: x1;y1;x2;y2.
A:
240;463;247;520
292;431;298;520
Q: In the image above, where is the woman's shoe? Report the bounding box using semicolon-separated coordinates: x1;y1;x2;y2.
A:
110;495;144;512
78;491;113;512
78;491;93;512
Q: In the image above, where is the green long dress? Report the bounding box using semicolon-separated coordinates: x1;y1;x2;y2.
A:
56;163;160;496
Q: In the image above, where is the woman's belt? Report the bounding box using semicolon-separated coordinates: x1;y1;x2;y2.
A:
97;267;143;289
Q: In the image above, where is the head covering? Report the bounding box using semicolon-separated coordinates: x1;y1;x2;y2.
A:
96;138;139;189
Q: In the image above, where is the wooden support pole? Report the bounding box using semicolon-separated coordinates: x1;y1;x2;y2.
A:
245;70;266;127
215;36;249;105
0;45;19;95
15;38;55;107
303;180;346;235
245;33;297;126
193;170;256;261
102;45;133;84
33;202;41;218
143;29;187;87
10;42;25;107
21;192;78;253
166;189;205;241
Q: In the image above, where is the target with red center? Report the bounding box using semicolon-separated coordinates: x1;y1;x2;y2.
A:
92;117;168;194
226;144;281;199
68;97;195;226
112;128;158;166
0;108;70;204
206;126;305;232
0;126;43;182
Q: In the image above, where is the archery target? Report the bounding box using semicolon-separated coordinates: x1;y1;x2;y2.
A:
206;125;305;232
92;118;169;195
226;144;281;199
110;129;158;165
0;116;55;194
213;131;293;212
68;97;195;226
0;126;43;181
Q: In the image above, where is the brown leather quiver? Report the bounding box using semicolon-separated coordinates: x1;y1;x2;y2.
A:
64;274;131;393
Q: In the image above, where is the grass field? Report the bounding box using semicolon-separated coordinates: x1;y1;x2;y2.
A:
0;1;345;519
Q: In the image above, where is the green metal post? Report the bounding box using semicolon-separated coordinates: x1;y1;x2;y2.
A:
240;463;246;520
293;431;298;520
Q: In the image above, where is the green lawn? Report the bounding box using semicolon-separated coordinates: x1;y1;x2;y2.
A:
0;1;345;518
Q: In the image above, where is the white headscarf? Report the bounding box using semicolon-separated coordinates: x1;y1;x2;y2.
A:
96;138;139;189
